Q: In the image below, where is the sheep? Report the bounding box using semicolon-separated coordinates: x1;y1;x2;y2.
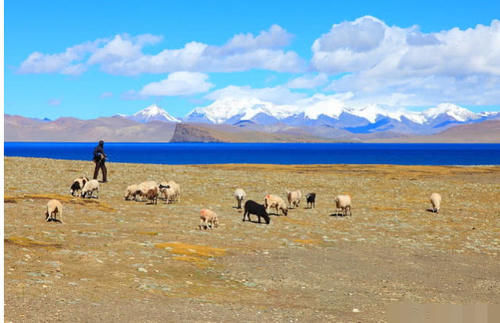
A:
306;193;316;208
159;180;180;204
264;194;288;216
136;181;158;202
287;190;302;208
81;179;100;199
145;186;159;205
243;200;270;224
199;209;219;230
70;176;88;196
124;184;140;201
334;194;352;216
45;199;63;223
430;193;441;213
234;188;246;209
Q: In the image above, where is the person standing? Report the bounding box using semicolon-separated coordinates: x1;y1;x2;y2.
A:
93;140;107;182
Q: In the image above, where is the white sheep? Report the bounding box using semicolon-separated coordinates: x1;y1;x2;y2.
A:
199;209;219;230
234;188;246;209
334;194;352;216
264;194;288;216
81;179;100;199
159;180;180;204
287;190;302;208
45;199;63;223
430;193;441;213
70;176;89;196
124;184;140;201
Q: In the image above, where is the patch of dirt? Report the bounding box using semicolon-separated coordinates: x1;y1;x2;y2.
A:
4;157;500;322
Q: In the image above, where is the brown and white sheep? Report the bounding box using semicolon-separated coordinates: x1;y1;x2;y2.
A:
264;194;288;216
334;194;352;216
45;199;63;223
70;176;88;196
199;209;219;230
136;181;158;202
124;184;140;201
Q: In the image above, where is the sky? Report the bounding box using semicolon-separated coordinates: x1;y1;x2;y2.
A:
5;0;500;120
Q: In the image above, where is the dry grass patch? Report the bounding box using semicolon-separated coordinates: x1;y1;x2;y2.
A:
5;236;62;248
7;193;115;212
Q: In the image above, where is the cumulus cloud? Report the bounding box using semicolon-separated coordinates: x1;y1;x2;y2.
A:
19;26;304;76
287;73;328;89
139;72;214;96
205;85;307;105
314;16;500;106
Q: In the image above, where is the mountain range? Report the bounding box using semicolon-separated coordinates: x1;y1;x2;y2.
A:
5;102;500;142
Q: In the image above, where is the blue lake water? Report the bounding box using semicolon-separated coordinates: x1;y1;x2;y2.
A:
4;142;500;165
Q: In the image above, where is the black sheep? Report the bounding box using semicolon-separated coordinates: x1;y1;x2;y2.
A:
243;200;270;224
306;193;316;208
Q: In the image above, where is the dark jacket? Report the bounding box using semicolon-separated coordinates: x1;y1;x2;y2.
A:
93;141;106;162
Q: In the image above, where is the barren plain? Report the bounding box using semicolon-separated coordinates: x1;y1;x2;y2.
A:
4;157;500;322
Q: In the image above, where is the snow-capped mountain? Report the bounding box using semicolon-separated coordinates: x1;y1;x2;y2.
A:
185;98;499;134
127;104;181;123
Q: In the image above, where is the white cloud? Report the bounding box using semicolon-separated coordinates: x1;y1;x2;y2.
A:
287;73;328;89
139;72;214;96
314;16;500;106
100;92;113;98
205;85;307;105
19;26;304;75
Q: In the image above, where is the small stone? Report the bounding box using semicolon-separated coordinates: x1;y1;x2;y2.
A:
138;267;148;273
352;308;360;313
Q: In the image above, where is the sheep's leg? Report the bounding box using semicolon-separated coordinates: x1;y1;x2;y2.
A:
242;211;247;222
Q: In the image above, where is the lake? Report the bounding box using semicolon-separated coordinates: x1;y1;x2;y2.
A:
4;142;500;165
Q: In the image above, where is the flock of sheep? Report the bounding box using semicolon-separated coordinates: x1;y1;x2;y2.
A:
44;175;442;230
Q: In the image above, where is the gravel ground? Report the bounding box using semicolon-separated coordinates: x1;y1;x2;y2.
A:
4;157;500;322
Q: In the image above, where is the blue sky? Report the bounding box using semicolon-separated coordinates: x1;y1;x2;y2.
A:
5;0;500;120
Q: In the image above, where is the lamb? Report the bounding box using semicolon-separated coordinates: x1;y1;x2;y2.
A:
430;193;442;213
124;184;140;201
306;192;316;208
287;190;302;208
243;200;270;224
81;179;100;199
159;180;180;204
234;188;246;209
70;176;88;196
45;199;63;223
264;194;288;216
199;209;219;230
334;194;352;216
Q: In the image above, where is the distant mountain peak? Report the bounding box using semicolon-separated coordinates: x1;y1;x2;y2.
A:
423;103;479;122
128;104;181;123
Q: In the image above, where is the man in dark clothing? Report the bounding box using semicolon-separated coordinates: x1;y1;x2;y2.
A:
93;140;107;182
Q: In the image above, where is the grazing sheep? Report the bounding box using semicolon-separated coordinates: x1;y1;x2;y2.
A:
159;180;181;204
137;181;158;202
70;176;88;196
430;193;442;213
334;195;352;216
306;193;316;208
124;184;140;201
199;209;219;230
45;199;63;223
81;179;100;199
234;188;246;209
145;186;159;205
287;190;302;208
264;194;288;216
243;200;270;224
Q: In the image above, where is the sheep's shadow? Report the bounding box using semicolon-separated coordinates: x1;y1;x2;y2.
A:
329;211;347;217
46;218;63;223
426;208;439;213
242;219;270;225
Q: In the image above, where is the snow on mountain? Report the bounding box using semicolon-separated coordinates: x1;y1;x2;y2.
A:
127;104;181;123
422;103;480;122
